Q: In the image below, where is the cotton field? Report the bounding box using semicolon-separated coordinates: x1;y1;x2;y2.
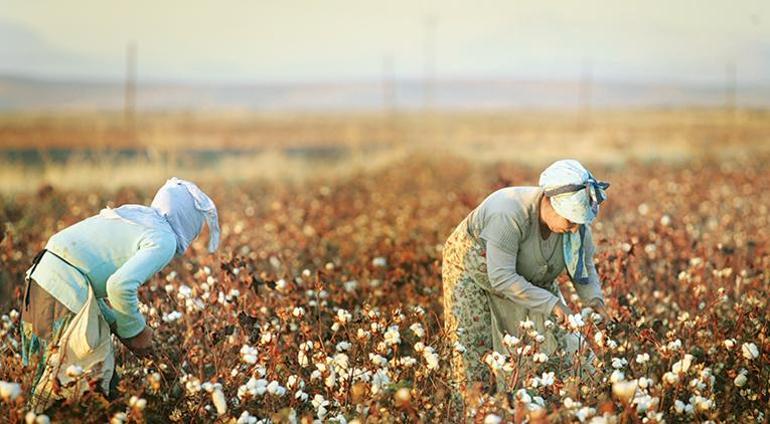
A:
1;155;769;423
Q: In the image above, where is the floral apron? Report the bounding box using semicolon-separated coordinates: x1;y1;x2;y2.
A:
442;217;595;402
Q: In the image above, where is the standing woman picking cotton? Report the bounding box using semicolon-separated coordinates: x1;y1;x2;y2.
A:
442;159;611;410
20;178;219;412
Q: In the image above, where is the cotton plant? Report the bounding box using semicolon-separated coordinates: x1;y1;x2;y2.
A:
4;163;770;423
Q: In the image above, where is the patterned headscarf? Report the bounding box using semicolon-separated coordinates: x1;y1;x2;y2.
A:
539;159;609;284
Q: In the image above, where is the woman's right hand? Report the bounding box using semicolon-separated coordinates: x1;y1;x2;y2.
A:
121;326;154;357
551;302;572;326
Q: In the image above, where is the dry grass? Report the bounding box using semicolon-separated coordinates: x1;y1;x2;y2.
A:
1;153;769;422
0;107;768;195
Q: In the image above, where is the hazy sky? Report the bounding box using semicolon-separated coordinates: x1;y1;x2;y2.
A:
1;0;769;85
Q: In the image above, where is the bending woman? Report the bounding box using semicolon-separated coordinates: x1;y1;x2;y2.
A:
442;159;611;404
20;178;219;411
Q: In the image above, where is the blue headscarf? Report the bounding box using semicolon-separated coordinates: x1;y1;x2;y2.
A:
539;160;609;284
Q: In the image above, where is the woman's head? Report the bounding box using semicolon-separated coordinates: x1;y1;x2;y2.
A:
538;159;609;226
540;196;580;234
151;178;220;255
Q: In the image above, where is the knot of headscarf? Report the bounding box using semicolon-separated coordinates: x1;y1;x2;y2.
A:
539;159;609;285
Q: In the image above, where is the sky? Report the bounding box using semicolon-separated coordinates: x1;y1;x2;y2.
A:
1;0;769;85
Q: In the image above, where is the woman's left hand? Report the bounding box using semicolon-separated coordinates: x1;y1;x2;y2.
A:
121;326;155;358
588;298;612;324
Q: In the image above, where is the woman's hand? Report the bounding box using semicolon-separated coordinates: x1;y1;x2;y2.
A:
551;302;573;326
121;326;155;358
588;298;612;324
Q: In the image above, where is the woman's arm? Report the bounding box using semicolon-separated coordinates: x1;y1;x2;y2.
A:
485;241;561;316
105;233;176;339
480;213;562;315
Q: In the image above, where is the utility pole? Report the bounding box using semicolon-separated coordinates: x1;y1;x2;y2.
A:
124;42;137;145
724;61;739;143
579;58;593;130
423;15;437;144
382;54;397;147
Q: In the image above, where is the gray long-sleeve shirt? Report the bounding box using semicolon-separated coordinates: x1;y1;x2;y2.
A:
466;186;604;314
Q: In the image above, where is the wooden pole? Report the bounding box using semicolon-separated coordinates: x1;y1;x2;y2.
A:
124;42;137;145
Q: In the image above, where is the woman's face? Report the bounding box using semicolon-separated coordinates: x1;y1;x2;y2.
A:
549;214;580;234
542;197;581;234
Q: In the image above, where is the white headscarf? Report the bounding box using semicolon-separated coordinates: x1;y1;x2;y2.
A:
151;178;220;255
100;177;220;255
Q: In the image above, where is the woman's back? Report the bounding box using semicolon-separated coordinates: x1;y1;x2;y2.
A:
31;213;176;327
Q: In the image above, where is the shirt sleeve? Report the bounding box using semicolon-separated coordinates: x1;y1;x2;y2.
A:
573;226;604;304
105;232;176;338
483;215;561;315
479;213;522;255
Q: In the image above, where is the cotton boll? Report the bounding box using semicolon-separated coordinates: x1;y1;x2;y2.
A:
241;344;259;364
612;380;637;404
420;346;440;370
286;375;303;390
212;388;227;416
503;334;520;348
384;326;401;345
594;331;604;347
692;395;712;412
394;387;411;408
27;413;52;424
672;354;694;374
65;364;84;378
538;372;555;387
560;397;575;409
514;388;531;404
734;373;748;387
742;342;759;360
609;370;625;383
637;377;651;389
336;309;352;324
237;411;258;424
519;319;534;330
129;395;147;410
575;406;596;422
0;381;21;401
409;323;425;338
267;380;286;396
663;372;679;385
567;314;585;331
673;399;685;414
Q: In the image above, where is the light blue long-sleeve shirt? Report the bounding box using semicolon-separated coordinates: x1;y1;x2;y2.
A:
28;213;177;338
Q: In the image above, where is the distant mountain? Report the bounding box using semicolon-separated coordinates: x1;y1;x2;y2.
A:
1;74;769;111
0;20;105;79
